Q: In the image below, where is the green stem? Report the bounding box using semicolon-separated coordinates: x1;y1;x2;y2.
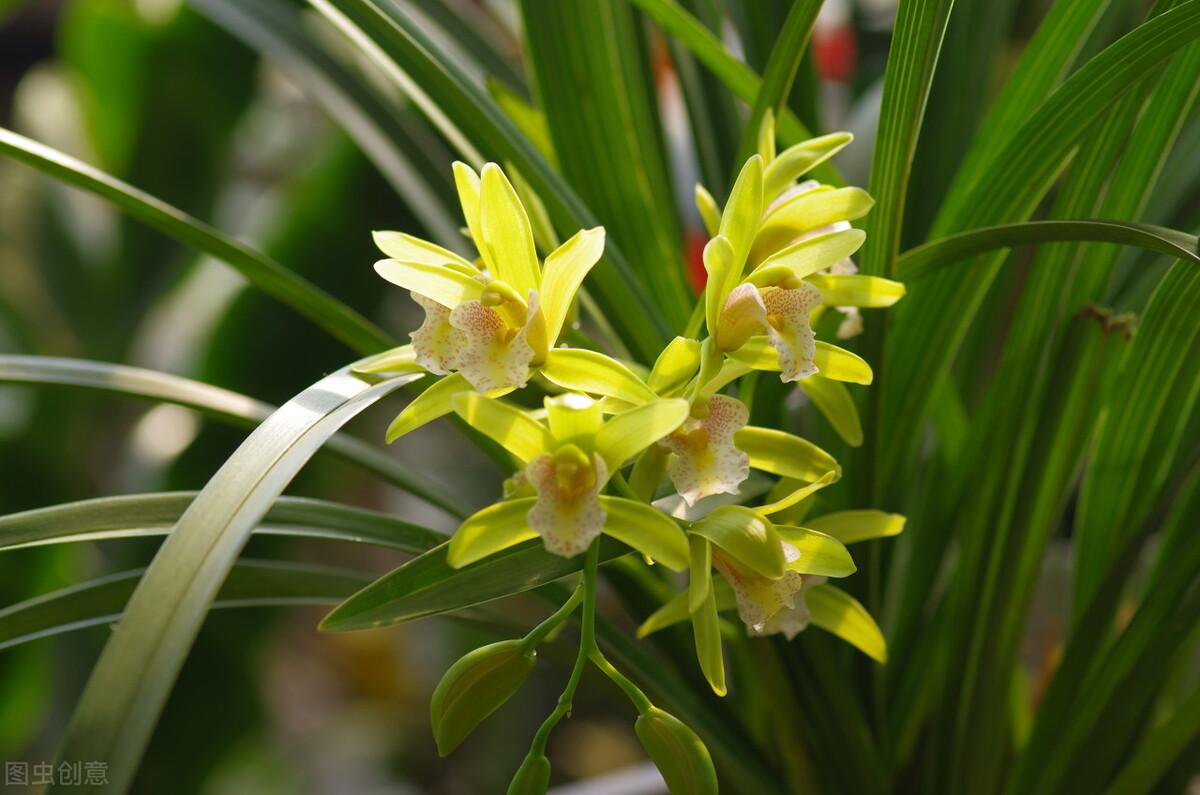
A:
521;580;585;651
610;472;643;502
528;540;601;755
589;648;653;714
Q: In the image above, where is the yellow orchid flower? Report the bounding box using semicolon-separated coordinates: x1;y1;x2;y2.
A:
535;338;843;510
361;161;606;439
445;392;691;569
635;507;904;692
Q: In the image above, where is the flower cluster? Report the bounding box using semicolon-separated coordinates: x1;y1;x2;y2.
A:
360;126;905;776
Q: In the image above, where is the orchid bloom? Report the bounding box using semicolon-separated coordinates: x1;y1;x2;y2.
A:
445;392;692;569
635;508;904;693
360;162;606;440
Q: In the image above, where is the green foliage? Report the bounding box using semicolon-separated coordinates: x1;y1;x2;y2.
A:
0;0;1197;793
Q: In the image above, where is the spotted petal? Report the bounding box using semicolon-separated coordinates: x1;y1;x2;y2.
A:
411;293;464;375
660;395;750;505
449;292;538;393
713;548;804;636
525;452;608;557
760;283;823;382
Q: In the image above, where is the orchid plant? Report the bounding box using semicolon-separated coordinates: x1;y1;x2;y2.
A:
356;122;906;790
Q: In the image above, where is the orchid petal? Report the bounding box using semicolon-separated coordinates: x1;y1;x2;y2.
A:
693;586;727;696
479;163;541;296
763;131;854;200
544;393;604;447
540;227;605;343
796;376;863;446
735;426;840;483
757;470;838;516
451;392;552;463
661;395;750;505
774;525;856;577
375;260;486;309
526;451;607;557
804;510;906;545
719;154;764;270
713;553;803;636
746;228;866;287
694;184;721;237
595;398;690;473
752;186;874;265
648;337;702;395
807;274;906;308
716;283;768;352
814;342;873;384
387;373;515;443
372;231;476;274
761;283;823;382
448;498;538;568
599;496;688;571
410;293;465;376
541;348;657;405
807;584;887;662
352;344;423;375
449;296;536;393
689;505;785;579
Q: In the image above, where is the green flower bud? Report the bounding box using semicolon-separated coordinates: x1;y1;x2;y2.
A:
507;753;551;795
634;707;718;794
430;640;536;756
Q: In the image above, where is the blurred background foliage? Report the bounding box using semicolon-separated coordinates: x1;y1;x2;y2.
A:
0;0;1197;793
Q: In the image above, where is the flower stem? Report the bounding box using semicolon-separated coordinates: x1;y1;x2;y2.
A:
588;648;653;714
528;540;600;755
521;580;585;651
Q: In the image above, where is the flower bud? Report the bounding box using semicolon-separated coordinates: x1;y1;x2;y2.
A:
430;640;536;756
635;707;718;794
507;753;551;795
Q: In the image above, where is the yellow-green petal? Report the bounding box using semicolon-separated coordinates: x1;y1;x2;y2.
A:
692;586;727;697
807;274;906;307
594;398;690;472
763;131;853;200
757;470;838;516
539;226;605;343
544;393;604;447
746;228;866;287
479;163;541;296
796;377;863;447
757;108;776;165
541;348;657;405
694;184;721;238
452;161;485;254
688;534;713;613
805;584;887;663
774;525;856;577
599;496;688;571
648;336;702;395
804;510;906;544
451;392;551;463
372;231;476;273
374;259;486;308
387;373;511;443
719;154;764;271
752;186;874;265
814;341;873;384
735;426;840;482
352;344;423;375
690;505;785;579
702;235;735;340
637;589;690;638
448;499;539;568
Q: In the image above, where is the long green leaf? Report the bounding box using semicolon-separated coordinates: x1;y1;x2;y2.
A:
320;537;631;631
522;0;693;327
185;0;462;247
0;355;462;517
879;2;1200;486
859;0;955;279
626;0;841;186
0;127;392;356
733;0;821;167
50;366;420;794
896;220;1200;280
0;561;369;652
0;492;444;552
1073;257;1200;610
